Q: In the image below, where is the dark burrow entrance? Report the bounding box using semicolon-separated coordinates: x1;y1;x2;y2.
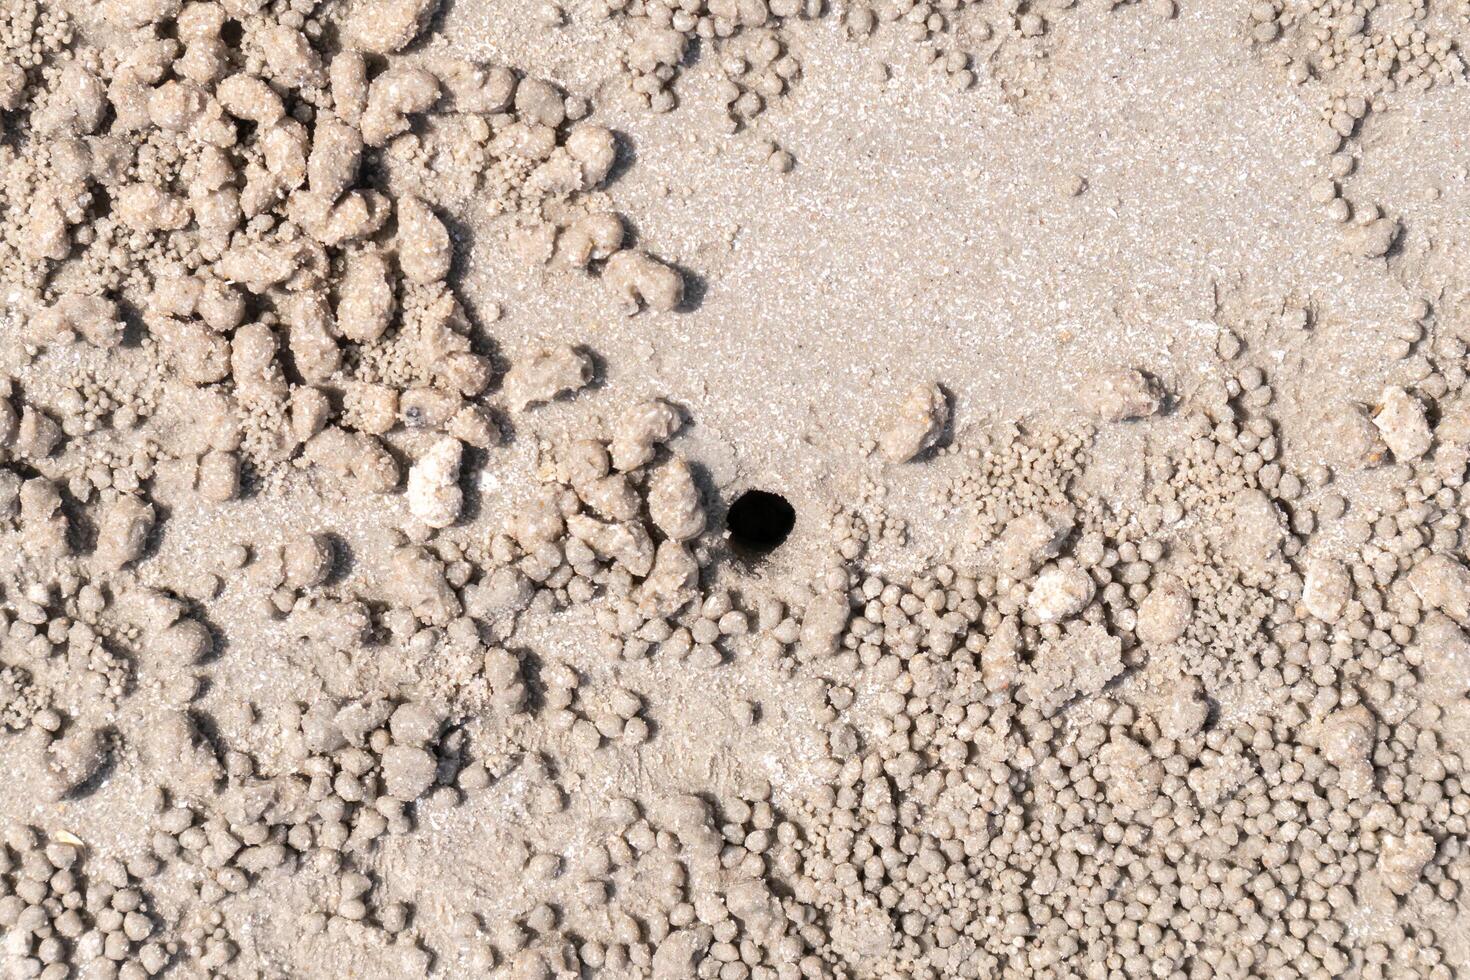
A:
726;490;795;557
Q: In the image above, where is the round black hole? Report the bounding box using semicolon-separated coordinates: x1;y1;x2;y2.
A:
727;490;795;556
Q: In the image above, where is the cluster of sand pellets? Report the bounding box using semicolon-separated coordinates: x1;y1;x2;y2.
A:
4;0;1470;977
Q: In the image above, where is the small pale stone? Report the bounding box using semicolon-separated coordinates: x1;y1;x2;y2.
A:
1135;581;1192;644
1372;386;1431;461
993;506;1075;579
382;744;437;800
1078;367;1164;422
407;437;464;529
1028;564;1094;623
1408;554;1470;624
1379;830;1436;896
1301;557;1350;623
876;382;948;463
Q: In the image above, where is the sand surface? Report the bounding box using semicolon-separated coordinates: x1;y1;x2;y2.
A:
3;0;1470;977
